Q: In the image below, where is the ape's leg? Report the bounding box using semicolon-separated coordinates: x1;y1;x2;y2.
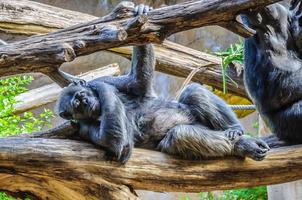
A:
157;124;232;159
157;124;269;161
179;83;244;140
88;82;134;163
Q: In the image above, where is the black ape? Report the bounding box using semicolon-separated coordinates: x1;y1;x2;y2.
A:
243;0;302;145
57;5;269;163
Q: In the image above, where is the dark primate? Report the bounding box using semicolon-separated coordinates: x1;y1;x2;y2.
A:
57;5;269;163
243;0;302;146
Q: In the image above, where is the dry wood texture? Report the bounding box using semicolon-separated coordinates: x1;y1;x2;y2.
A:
0;0;247;95
0;136;301;200
0;0;280;84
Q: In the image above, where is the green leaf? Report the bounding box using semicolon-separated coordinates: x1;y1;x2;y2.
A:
214;41;244;93
0;75;54;136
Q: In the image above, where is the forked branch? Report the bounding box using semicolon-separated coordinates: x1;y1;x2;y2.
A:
0;0;280;80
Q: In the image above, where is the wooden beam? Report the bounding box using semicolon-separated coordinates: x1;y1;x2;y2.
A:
0;0;249;96
14;64;120;114
0;0;271;37
0;136;301;200
0;0;94;35
0;0;280;79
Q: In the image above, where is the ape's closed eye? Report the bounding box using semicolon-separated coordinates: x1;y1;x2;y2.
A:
59;111;72;119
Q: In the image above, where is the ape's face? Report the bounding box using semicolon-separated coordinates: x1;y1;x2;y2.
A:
57;85;100;121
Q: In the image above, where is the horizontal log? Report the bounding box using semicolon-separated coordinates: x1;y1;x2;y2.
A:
0;0;256;96
0;0;280;80
14;64;119;114
0;137;301;199
0;0;94;35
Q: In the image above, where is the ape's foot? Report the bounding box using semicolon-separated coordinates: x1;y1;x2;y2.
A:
234;136;270;161
224;128;244;141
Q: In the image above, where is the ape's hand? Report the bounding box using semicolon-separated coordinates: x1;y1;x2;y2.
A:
134;4;153;16
104;142;133;164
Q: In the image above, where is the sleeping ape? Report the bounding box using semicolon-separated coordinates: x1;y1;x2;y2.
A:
56;4;269;163
243;0;302;146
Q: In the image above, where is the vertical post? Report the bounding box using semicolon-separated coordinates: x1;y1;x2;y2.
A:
267;181;302;200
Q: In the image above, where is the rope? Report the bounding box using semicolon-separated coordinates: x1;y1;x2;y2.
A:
0;39;7;45
174;65;256;111
175;66;207;100
229;104;256;110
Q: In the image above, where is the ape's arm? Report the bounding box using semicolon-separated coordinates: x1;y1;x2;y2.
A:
92;44;155;97
128;44;155;96
91;4;155;97
243;0;302;144
88;82;134;163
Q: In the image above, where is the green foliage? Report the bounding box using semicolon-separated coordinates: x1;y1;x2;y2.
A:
198;192;217;200
0;75;54;136
180;196;191;200
215;41;244;94
252;121;259;130
0;193;31;200
0;193;13;200
181;186;267;200
222;186;268;200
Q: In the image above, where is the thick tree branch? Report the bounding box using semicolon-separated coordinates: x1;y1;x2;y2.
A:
0;137;301;200
0;0;270;97
0;138;139;200
0;0;280;79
